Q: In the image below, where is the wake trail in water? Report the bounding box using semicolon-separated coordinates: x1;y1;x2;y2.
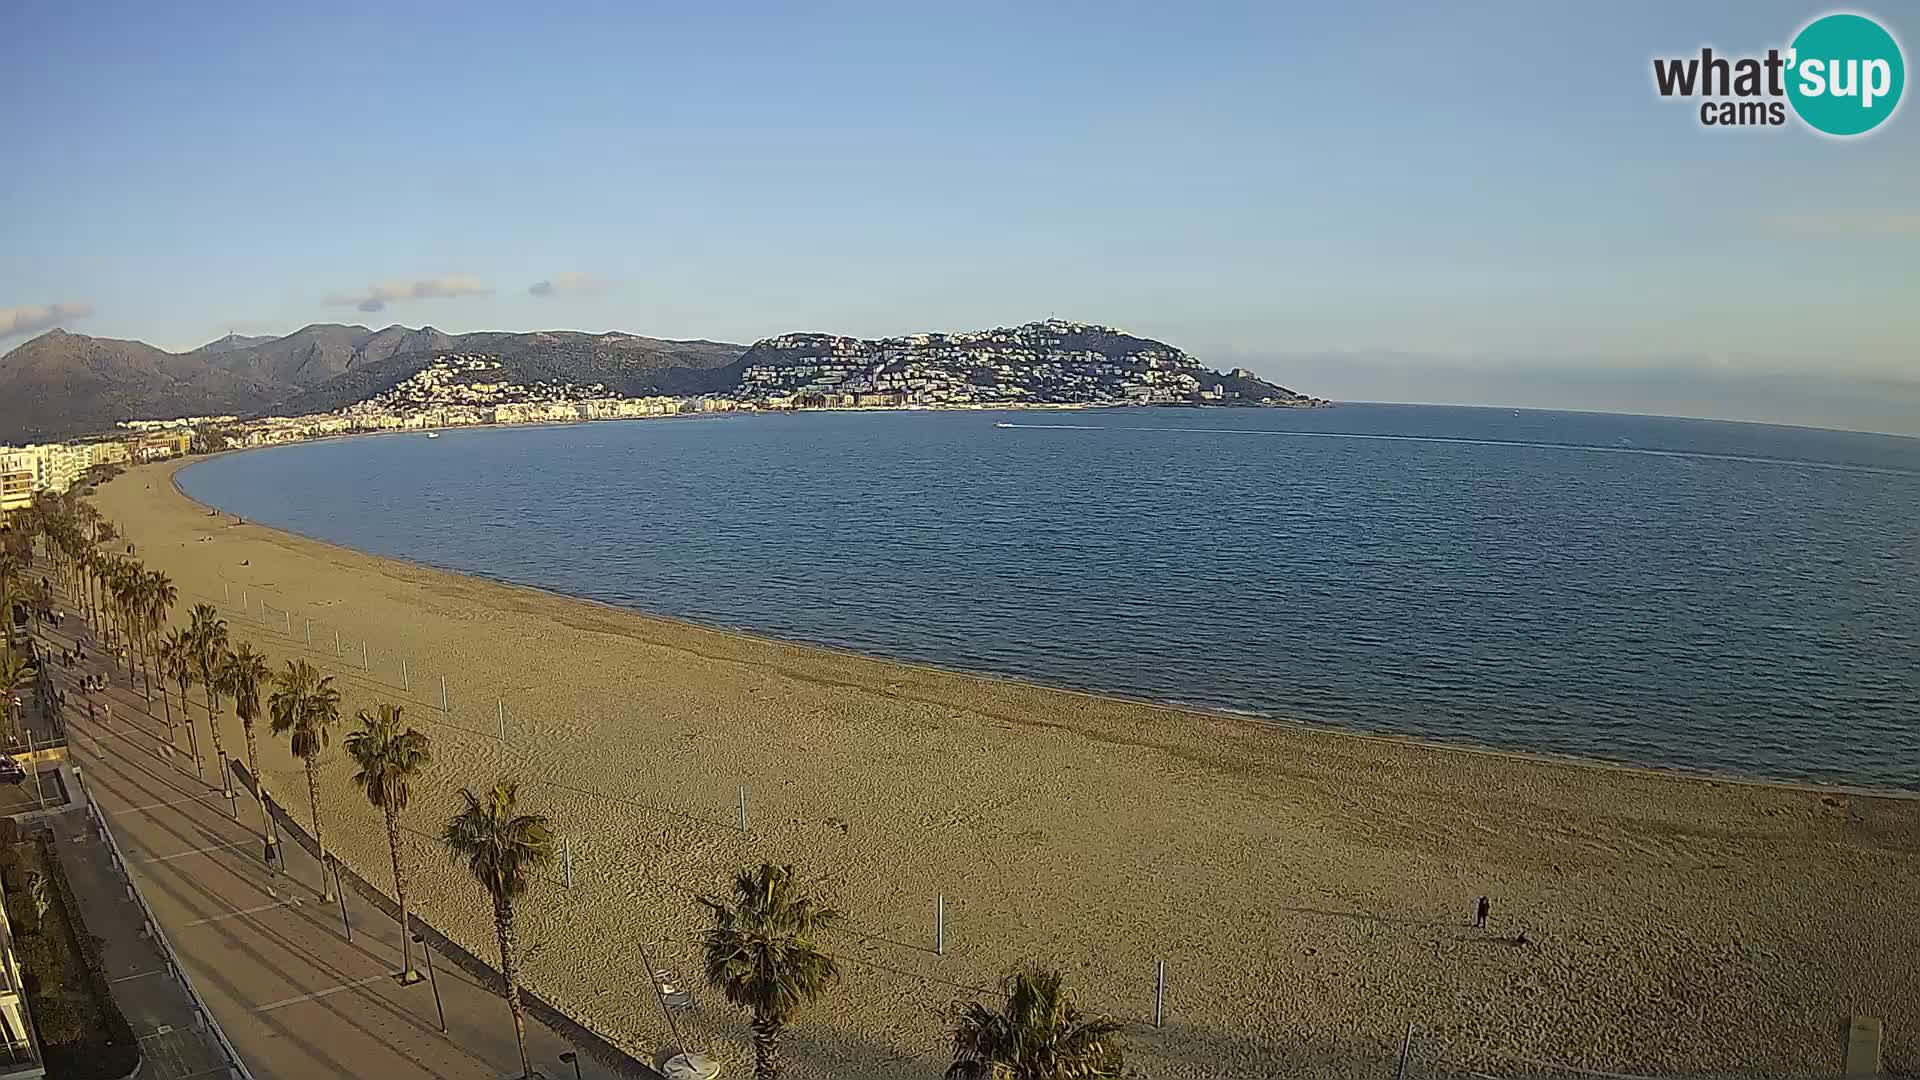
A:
993;423;1920;478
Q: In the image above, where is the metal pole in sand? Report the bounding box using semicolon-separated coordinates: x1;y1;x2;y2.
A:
224;582;230;604
1153;959;1167;1028
362;641;368;671
935;894;945;956
305;619;311;646
284;609;291;635
1394;1023;1414;1080
440;675;448;713
738;785;747;832
563;837;573;888
402;656;409;690
334;629;340;657
497;699;505;740
242;588;248;611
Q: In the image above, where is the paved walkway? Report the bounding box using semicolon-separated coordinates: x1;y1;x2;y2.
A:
57;806;230;1079
36;586;636;1080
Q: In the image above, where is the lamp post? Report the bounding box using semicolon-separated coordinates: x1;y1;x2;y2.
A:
559;1051;582;1080
413;932;446;1033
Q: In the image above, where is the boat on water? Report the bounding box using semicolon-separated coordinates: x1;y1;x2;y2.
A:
426;432;441;439
994;422;1014;428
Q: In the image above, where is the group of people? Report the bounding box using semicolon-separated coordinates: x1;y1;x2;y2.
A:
79;672;108;692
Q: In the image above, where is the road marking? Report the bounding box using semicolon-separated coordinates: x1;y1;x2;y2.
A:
184;898;299;926
113;793;222;814
254;974;390;1012
138;840;251;863
111;969;165;983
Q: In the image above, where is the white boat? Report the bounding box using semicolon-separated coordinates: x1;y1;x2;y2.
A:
426;432;441;439
994;422;1013;428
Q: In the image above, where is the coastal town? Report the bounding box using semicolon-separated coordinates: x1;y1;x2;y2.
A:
733;319;1309;408
2;320;1324;518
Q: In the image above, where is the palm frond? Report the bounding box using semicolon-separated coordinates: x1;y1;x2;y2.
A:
441;779;553;903
346;703;432;814
948;965;1125;1080
699;863;841;1026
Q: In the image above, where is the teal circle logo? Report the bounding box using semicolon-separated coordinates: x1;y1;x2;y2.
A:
1787;13;1905;136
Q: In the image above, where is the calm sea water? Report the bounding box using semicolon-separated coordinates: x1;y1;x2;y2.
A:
178;405;1920;790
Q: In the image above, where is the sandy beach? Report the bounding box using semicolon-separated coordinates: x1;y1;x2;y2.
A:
84;457;1918;1079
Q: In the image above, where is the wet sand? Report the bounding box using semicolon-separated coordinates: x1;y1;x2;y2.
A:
89;458;1919;1079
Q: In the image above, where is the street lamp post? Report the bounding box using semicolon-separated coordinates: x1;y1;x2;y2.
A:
413;932;446;1033
335;870;352;943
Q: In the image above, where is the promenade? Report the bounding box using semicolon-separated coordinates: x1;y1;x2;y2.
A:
38;604;641;1080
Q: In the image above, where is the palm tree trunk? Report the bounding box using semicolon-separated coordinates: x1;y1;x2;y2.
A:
385;809;417;979
207;688;230;794
304;756;332;900
751;1013;783;1080
493;895;533;1079
181;686;203;778
245;720;278;849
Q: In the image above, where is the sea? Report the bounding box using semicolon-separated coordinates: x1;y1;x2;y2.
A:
176;404;1920;791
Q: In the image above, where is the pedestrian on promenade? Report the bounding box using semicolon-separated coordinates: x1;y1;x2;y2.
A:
1475;895;1491;929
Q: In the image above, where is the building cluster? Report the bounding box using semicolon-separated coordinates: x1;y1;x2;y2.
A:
737;319;1281;408
340;355;604;415
301;355;739;435
0;435;170;516
119;415;238;431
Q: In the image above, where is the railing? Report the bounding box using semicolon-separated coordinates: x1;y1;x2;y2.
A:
78;778;254;1080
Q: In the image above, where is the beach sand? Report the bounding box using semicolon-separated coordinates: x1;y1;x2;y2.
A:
88;458;1918;1079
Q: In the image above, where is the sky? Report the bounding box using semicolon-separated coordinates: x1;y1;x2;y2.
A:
3;1;1916;433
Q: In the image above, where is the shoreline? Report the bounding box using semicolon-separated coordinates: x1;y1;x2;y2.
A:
170;445;1914;802
90;456;1919;1080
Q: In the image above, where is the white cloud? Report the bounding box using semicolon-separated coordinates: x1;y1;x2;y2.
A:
528;271;609;297
0;300;93;339
325;276;491;313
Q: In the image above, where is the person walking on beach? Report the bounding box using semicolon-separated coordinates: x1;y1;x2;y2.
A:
1475;895;1491;929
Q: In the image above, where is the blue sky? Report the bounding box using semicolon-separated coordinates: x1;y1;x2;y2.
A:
3;1;1916;431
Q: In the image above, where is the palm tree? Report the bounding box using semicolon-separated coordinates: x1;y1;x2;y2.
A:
0;577;22;651
946;966;1126;1080
105;559;141;684
269;659;341;899
700;863;842;1080
188;604;232;793
219;642;276;847
86;515;113;628
442;780;553;1079
0;651;31;745
141;569;176;701
158;628;202;772
346;704;432;982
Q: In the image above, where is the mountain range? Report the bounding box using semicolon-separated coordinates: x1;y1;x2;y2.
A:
1;320;1303;441
0;324;745;440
